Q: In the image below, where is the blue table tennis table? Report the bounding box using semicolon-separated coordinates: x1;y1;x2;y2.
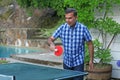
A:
0;63;87;80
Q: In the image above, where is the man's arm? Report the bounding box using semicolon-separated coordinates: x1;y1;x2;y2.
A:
86;41;94;70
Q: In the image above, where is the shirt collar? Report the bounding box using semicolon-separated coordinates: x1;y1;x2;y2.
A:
66;21;78;29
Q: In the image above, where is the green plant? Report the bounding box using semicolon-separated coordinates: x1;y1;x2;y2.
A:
85;39;112;64
84;1;120;65
94;39;112;64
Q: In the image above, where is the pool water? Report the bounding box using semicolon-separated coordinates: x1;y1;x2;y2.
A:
0;45;42;58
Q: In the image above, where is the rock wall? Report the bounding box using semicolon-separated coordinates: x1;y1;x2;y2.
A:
0;0;59;49
0;28;49;49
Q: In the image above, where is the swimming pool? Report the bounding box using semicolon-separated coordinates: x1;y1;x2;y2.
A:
0;45;42;58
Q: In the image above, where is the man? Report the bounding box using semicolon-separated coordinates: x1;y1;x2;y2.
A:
48;8;94;80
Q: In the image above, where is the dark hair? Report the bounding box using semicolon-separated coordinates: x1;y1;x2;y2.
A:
65;8;77;16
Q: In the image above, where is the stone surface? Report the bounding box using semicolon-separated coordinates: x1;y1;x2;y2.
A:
11;51;63;68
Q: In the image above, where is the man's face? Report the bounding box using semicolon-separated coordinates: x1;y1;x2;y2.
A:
65;12;77;27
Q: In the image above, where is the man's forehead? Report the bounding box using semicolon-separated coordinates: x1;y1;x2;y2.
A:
65;12;74;17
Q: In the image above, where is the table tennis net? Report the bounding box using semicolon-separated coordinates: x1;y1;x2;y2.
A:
0;74;15;80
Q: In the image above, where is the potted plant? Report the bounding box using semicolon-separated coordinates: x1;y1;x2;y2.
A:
84;4;120;79
85;39;112;80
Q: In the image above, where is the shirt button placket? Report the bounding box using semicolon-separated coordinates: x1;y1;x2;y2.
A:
71;29;73;53
71;29;74;66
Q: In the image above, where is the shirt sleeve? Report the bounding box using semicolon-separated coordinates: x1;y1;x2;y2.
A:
83;27;92;41
52;25;63;39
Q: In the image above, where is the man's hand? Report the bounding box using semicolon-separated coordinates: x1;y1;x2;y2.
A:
48;37;55;51
89;60;94;70
50;44;55;51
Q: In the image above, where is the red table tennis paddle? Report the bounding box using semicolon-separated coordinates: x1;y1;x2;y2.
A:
54;45;63;56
